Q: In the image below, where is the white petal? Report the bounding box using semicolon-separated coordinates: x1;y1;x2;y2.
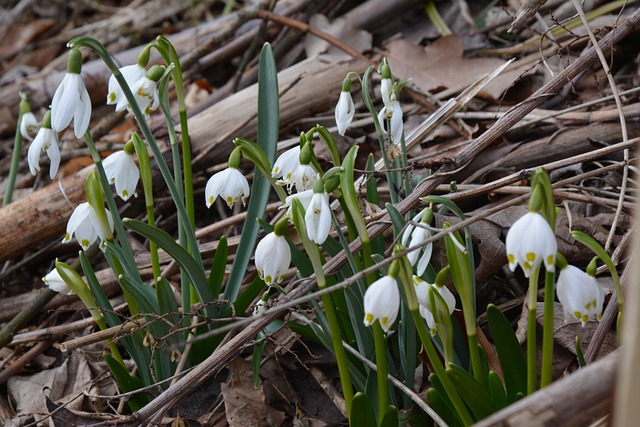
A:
335;91;355;136
205;169;228;208
73;82;92;138
272;146;300;179
27;129;46;175
51;74;77;132
45;134;60;179
43;269;73;295
363;276;400;332
20;112;38;140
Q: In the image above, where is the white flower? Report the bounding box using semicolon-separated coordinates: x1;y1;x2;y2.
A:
272;146;301;191
335;91;355;136
419;305;437;336
280;189;314;216
43;268;73;295
377;100;404;145
27;126;60;179
305;191;331;244
103;150;140;201
414;275;455;336
363;275;400;332
62;202;115;251
127;75;159;118
19;112;38;140
505;212;557;278
380;77;393;107
402;209;433;276
293;164;318;193
556;265;605;326
107;64;146;110
255;232;291;285
205;167;250;209
51;73;91;138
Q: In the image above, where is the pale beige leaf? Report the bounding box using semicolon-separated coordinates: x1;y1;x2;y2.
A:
304;14;372;60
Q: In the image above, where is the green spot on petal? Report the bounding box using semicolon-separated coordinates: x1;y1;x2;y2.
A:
364;313;373;324
525;252;535;262
507;254;515;264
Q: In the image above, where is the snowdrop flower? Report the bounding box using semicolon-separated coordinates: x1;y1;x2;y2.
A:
280;189;314;217
272;145;300;190
27;110;60;179
293;163;318;192
414;275;456;336
335;77;355;135
378;100;404;146
255;225;291;286
62;202;115;251
107;64;147;111
413;276;456;313
402;208;434;276
505;212;557;278
103;145;139;201
205;167;250;209
378;62;404;145
50;48;91;138
43;268;73;295
305;180;332;245
363;275;400;333
127;65;162;118
556;265;605;326
20;111;38;140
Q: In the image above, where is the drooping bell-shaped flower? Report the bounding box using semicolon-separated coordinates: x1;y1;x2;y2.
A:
505;212;557;278
363;274;400;333
50;48;91;138
305;179;332;245
102;142;140;201
413;275;456;314
19;95;39;140
255;218;291;286
378;61;404;145
281;189;314;217
335;77;355;136
556;264;605;326
205;148;250;209
62;202;115;251
43;267;73;295
272;145;301;192
27;110;60;179
127;65;162;119
107;46;149;110
402;208;434;276
108;64;147;110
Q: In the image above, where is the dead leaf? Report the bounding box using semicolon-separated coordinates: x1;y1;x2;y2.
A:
384;35;526;101
222;357;286;427
536;302;618;360
304;14;372;61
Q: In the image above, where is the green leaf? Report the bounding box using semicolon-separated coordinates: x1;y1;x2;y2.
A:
252;333;267;389
385;202;406;236
446;364;497;421
427;387;461;427
122;219;216;322
350;392;377;427
486;304;527;402
379;405;398;427
225;43;279;303
103;353;150;411
488;370;508;410
208;235;228;301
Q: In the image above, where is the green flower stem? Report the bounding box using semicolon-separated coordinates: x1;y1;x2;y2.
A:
526;267;540;394
360;67;399;205
395;255;473;427
339;145;389;415
132;134;161;280
70;37;205;275
233;137;288;202
540;270;556;388
307;126;341;166
3;115;25;207
155;36;195;230
83;132;140;315
290;200;353;415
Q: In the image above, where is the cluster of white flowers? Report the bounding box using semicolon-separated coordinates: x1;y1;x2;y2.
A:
506;210;604;326
334;63;404;145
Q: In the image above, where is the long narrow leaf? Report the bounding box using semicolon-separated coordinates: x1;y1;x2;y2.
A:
224;43;279;303
122;219;216;322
